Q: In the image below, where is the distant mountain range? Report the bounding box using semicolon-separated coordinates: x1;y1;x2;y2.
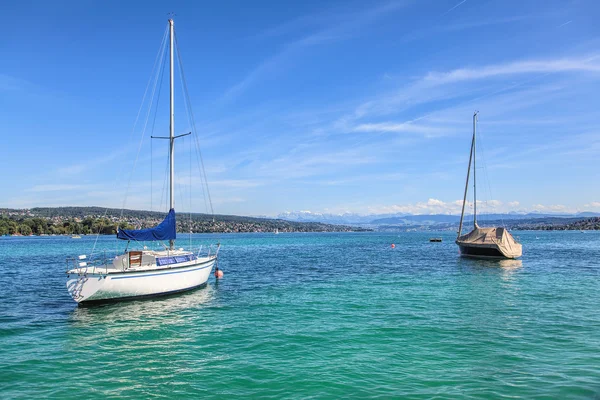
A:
277;210;600;228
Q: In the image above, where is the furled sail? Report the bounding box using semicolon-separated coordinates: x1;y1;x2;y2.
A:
117;209;176;241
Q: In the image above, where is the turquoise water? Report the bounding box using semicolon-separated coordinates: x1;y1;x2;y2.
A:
0;231;599;398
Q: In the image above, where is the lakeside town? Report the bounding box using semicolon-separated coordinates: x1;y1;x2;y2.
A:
0;207;598;236
0;207;370;236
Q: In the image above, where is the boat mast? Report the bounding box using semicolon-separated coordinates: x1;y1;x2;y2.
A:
169;18;175;250
457;111;477;239
472;111;478;228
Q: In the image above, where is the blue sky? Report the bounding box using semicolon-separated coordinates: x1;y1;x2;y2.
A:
1;0;599;216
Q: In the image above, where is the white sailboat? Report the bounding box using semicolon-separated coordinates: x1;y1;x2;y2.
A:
455;112;522;259
66;19;219;304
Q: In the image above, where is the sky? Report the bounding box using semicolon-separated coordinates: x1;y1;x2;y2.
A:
1;0;599;216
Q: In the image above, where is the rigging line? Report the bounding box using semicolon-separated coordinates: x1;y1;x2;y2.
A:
189;135;193;250
176;66;210;220
159;150;170;213
174;157;195;249
174;66;209;216
173;33;210;217
174;30;215;218
478;120;506;229
126;24;170;147
120;22;169;219
150;44;169;212
89;25;169;260
150;140;154;211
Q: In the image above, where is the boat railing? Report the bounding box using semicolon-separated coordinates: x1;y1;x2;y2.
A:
205;243;221;258
65;251;112;276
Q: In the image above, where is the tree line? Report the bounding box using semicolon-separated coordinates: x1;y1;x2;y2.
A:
0;212;370;236
0;217;134;236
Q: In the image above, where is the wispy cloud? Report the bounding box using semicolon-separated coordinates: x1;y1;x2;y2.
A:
0;74;34;92
327;55;600;140
558;20;572;28
424;56;600;84
55;148;130;176
442;0;466;16
353;122;451;138
220;1;409;103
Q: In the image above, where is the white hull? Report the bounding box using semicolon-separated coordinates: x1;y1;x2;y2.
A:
66;256;216;304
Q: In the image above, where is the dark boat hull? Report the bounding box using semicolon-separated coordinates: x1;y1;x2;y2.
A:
458;244;507;259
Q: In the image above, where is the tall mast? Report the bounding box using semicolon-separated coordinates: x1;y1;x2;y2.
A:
473;111;478;228
457;111;477;239
169;18;175;250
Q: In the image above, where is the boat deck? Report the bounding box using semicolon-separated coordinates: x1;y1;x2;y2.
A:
67;249;216;276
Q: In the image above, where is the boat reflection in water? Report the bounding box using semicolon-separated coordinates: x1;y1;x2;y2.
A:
68;284;217;332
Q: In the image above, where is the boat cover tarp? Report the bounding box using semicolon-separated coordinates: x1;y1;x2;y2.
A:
117;208;176;241
456;225;522;258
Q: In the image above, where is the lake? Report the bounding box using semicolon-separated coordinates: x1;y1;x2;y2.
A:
0;231;599;398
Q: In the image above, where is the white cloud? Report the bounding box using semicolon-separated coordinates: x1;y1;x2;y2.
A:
289;199;587;216
424;56;600;85
353;122;450;137
531;204;569;212
366;198;468;215
324;199;533;215
583;202;600;209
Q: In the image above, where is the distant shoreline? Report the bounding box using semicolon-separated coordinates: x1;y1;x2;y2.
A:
1;206;598;235
0;206;372;236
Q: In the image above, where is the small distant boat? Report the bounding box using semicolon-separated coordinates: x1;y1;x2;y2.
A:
71;235;82;239
274;228;279;235
455;112;522;259
429;238;442;242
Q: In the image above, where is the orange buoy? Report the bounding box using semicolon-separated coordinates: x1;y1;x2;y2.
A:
391;243;395;248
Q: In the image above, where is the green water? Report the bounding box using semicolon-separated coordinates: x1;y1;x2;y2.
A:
0;231;599;398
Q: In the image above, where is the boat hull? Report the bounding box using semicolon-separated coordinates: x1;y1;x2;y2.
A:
458;245;505;259
457;244;519;259
66;257;216;304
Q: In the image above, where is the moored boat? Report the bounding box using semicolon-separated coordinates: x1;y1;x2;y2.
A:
66;18;219;304
455;112;522;259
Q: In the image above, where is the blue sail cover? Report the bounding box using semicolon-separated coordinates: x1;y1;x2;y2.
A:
117;209;176;241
